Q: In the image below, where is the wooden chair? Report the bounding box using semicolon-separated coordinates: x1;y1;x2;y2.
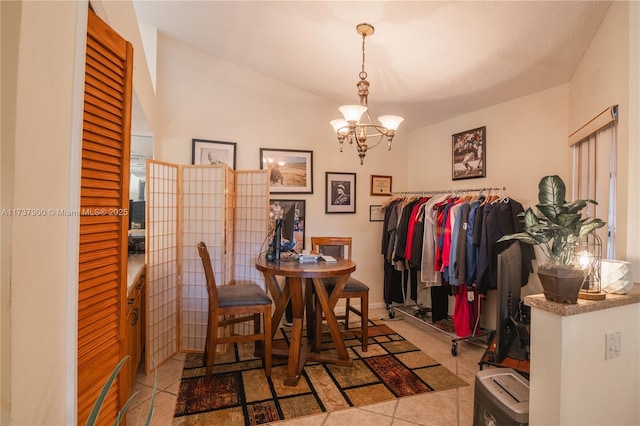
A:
310;236;369;352
197;241;272;381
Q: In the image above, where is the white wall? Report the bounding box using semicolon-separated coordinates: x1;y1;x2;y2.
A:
155;34;411;307
570;1;639;279
3;1;87;424
407;84;570;201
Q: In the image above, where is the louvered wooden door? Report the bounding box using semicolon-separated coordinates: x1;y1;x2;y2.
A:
78;9;133;425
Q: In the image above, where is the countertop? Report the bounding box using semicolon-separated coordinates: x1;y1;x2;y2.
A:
524;283;640;317
127;254;146;293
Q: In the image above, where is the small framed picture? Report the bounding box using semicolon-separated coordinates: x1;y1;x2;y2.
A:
192;139;237;169
370;175;392;196
325;172;356;214
369;205;384;222
269;199;305;252
452;126;486;180
260;148;313;194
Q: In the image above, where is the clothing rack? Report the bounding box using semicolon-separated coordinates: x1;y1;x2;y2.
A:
384;186;507;356
389;186;506;197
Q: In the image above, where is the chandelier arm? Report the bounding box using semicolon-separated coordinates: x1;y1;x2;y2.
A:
354;123;393;137
339;130;385;149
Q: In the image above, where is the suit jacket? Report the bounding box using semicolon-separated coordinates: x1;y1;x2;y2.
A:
477;198;535;293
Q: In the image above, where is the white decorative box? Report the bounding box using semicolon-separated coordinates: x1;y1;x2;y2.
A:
601;259;633;294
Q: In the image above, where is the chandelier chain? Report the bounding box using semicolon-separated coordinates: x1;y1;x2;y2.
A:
359;33;367;80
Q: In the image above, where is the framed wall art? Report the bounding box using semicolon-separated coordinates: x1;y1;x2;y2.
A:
452;126;486;180
260;148;313;194
325;172;356;214
369;205;384;222
192;139;237;169
370;175;392;196
269;199;305;252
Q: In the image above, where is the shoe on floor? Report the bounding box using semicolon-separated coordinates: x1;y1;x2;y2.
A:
283;319;293;327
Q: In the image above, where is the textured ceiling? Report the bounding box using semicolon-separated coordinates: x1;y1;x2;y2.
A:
132;0;611;132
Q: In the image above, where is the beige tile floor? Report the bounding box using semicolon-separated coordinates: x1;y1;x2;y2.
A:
126;307;488;426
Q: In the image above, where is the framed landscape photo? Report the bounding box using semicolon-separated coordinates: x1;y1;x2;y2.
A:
260;148;313;194
269;199;305;252
325;172;356;214
192;139;237;169
369;205;384;222
452;126;486;180
370;175;392;196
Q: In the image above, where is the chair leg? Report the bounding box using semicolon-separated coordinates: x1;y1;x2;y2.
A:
344;298;351;329
253;313;261;335
263;307;272;376
203;313;211;370
361;292;369;352
205;313;220;382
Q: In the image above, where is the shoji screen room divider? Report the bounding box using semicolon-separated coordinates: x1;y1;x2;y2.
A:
145;160;269;373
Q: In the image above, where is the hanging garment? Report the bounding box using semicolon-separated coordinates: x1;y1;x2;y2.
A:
449;201;470;285
453;286;480;337
465;199;484;286
383;261;405;305
409;204;427;269
453;288;472;337
430;284;450;323
477;198;535;293
382;199;405;305
382;199;400;263
420;194;448;285
405;197;429;264
394;198;421;262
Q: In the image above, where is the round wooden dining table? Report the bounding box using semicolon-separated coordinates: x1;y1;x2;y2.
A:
255;256;356;386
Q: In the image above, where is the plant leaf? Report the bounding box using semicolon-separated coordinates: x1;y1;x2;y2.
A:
115;391;139;426
538;175;566;206
579;219;606;236
86;356;130;426
144;362;159;426
555;213;581;231
521;208;539;228
497;232;539;245
537;203;569;222
564;199;589;214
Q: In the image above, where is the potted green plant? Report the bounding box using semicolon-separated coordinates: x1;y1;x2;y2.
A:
498;175;606;304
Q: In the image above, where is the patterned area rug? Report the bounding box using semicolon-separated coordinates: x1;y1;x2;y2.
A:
173;320;468;425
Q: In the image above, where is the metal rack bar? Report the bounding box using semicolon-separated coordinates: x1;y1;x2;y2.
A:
390;186;506;197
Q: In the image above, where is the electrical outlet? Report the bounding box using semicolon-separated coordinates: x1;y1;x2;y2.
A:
605;331;621;360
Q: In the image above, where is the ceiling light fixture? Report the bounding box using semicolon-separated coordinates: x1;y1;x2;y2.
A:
330;23;404;165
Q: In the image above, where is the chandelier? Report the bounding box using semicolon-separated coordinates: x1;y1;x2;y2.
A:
330;23;404;165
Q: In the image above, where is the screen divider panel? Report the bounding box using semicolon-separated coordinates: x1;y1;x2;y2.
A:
235;170;269;290
180;165;227;352
146;164;269;360
233;170;270;336
224;167;236;289
146;160;179;373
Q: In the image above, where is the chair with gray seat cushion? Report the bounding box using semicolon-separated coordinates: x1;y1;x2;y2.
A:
197;241;272;381
311;236;369;352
